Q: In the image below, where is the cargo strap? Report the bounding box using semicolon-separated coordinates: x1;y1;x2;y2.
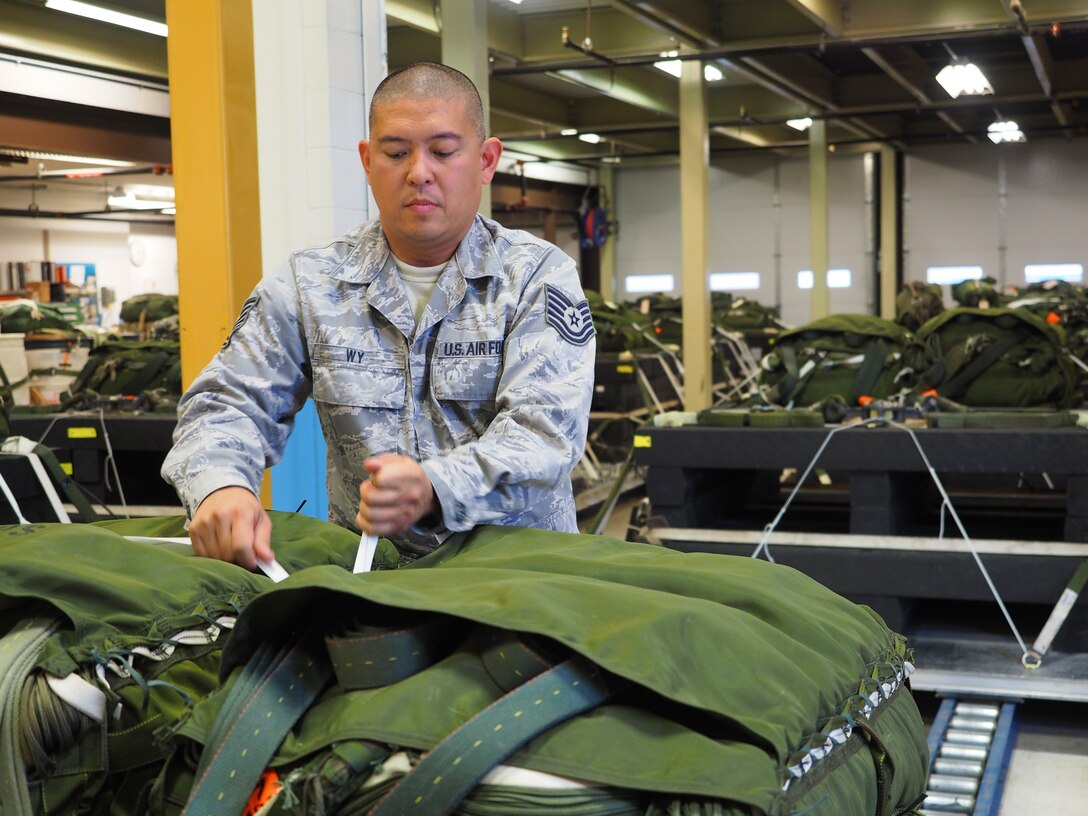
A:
850;339;889;403
181;624;332;816
935;331;1021;400
370;655;610;816
326;615;460;690
0;614;64;813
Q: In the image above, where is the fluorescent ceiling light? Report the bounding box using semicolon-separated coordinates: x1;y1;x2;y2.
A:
786;117;813;131
653;59;724;81
0;148;136;167
560;128;578;136
108;194;172;210
988;120;1025;143
44;0;168;37
161;207;176;215
504;0;524;4
578;132;602;144
936;61;992;98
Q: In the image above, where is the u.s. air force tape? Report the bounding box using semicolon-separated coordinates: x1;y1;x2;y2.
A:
544;284;595;346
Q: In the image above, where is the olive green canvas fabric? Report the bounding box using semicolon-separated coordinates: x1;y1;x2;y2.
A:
169;525;928;816
1;519;928;816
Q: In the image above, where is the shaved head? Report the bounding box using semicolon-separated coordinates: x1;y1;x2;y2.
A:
370;62;486;144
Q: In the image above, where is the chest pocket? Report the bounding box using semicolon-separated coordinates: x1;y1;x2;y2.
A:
431;356;501;402
312;348;405;409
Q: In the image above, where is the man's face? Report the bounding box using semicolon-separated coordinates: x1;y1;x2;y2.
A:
360;95;502;267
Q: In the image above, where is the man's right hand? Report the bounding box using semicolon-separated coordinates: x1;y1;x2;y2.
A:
189;486;273;569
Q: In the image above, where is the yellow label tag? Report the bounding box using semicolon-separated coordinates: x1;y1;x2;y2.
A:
67;427;98;439
616;364;634;374
60;462;73;475
633;434;652;448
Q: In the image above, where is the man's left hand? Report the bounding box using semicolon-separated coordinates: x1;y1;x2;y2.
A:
356;454;438;535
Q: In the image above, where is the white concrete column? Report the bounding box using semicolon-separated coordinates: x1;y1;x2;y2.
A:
251;0;387;518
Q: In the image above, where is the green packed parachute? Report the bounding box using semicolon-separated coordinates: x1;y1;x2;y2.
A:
1;517;929;816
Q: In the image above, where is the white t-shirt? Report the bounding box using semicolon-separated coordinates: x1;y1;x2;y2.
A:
392;254;445;325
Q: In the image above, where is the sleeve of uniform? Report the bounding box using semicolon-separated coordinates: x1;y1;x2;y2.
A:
420;247;595;531
160;260;311;517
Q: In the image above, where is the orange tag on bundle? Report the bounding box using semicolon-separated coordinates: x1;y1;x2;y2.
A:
242;770;282;816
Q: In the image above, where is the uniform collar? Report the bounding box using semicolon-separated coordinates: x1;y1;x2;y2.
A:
326;215;504;285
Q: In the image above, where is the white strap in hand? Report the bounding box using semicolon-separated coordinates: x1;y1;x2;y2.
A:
354;533;379;573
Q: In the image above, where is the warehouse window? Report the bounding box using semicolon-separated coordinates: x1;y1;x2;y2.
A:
709;272;761;291
1024;263;1083;283
926;265;983;285
625;274;675;293
797;269;852;289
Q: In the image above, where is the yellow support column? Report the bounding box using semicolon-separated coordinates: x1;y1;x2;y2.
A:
165;0;262;388
679;59;712;412
879;147;901;319
809;118;830;320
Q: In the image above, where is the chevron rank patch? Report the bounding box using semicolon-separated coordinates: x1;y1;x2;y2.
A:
544;285;595;346
222;295;261;350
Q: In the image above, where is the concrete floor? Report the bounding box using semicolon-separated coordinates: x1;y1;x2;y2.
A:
579;491;1088;815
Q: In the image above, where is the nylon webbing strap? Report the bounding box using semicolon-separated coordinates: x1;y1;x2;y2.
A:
939;331;1021;400
326;615;459;690
479;629;554;691
0;615;63;814
181;626;331;816
1029;559;1088;662
31;441;99;522
371;656;610;816
851;339;888;402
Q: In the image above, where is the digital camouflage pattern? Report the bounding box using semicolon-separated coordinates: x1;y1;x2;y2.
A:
162;215;595;549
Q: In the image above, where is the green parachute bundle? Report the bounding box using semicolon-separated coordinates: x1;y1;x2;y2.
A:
895;282;945;333
1;519;930;816
913;307;1081;408
1005;280;1088;363
0;300;80;336
758;314;917;408
119;294;180;325
61;339;183;412
950;276;1008;309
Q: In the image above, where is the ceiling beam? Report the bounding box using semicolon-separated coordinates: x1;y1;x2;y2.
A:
861;46;976;142
1000;0;1074;134
782;0;845;37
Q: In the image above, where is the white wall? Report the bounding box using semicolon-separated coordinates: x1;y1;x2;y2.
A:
613;139;1088;328
906;140;1088;299
614;152;870;327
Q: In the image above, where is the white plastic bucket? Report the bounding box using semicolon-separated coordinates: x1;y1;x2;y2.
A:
27;374;76;406
0;332;30;405
24;334;91;375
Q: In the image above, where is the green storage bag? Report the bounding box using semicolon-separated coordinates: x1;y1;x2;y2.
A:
63;339;183;411
895;282;945;333
119;294;180;325
914;307;1081;408
759;314;916;408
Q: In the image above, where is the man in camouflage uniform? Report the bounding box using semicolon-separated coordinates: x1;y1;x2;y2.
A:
162;63;595;567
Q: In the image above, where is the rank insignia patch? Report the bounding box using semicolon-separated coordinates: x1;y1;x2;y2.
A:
222;295;261;350
544;285;595;346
